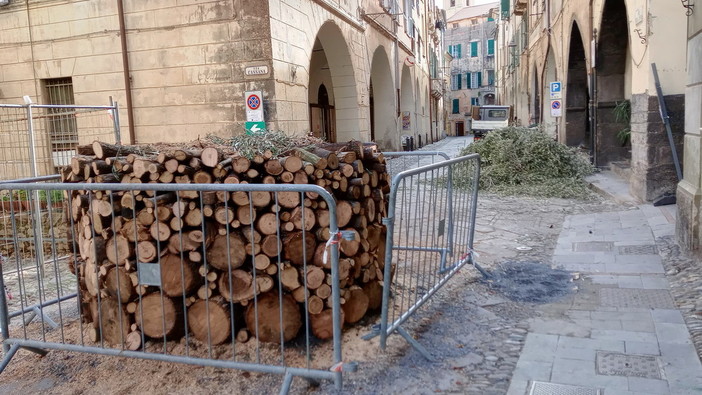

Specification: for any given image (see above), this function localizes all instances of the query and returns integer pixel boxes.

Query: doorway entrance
[455,121,465,136]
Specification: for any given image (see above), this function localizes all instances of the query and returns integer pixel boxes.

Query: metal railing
[0,103,120,181]
[0,181,346,394]
[366,153,481,360]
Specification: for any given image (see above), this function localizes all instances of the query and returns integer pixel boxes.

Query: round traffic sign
[247,94,261,110]
[551,100,561,110]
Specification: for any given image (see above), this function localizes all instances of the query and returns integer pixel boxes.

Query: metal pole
[112,101,122,145]
[26,104,46,278]
[0,256,10,353]
[651,63,683,181]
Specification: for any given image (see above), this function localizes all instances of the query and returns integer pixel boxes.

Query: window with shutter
[471,98,479,106]
[477,72,483,87]
[456,44,462,59]
[470,73,479,89]
[457,74,462,89]
[488,39,495,55]
[466,72,472,88]
[452,99,459,114]
[487,70,495,85]
[470,41,478,57]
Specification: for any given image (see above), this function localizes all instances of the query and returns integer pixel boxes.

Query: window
[453,23,458,29]
[487,39,495,55]
[487,109,508,119]
[466,72,481,89]
[450,0,455,6]
[452,99,460,114]
[471,98,479,106]
[448,44,462,58]
[451,74,462,90]
[487,69,495,85]
[43,77,78,152]
[470,41,479,57]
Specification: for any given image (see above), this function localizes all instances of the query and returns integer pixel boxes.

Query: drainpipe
[117,0,136,144]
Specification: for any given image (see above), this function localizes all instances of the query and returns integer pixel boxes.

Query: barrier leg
[0,344,20,373]
[279,371,294,395]
[396,326,436,362]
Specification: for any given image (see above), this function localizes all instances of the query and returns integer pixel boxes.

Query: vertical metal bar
[26,105,46,278]
[380,175,399,349]
[468,158,481,250]
[8,192,27,340]
[326,194,342,391]
[46,195,66,344]
[111,101,122,145]
[300,192,310,370]
[274,192,286,366]
[0,254,10,353]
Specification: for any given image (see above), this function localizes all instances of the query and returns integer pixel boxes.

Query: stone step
[610,160,632,181]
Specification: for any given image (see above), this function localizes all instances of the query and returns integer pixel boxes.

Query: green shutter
[466,73,471,88]
[452,99,459,114]
[471,42,478,57]
[501,0,510,19]
[448,45,453,57]
[488,39,495,55]
[456,44,462,59]
[457,74,462,89]
[477,72,482,87]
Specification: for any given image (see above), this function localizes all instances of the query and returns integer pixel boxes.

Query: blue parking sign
[550,82,561,93]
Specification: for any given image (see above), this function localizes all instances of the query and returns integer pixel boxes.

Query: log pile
[63,140,389,347]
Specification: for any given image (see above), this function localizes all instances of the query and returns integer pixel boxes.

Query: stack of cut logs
[63,140,389,348]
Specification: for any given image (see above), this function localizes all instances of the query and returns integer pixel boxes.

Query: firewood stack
[62,139,389,348]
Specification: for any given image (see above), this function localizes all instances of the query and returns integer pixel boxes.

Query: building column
[628,93,685,201]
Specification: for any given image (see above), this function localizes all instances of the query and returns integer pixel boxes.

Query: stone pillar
[677,14,702,255]
[629,93,685,201]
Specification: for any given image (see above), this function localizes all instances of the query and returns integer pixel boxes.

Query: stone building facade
[445,3,498,136]
[679,6,702,256]
[0,0,448,153]
[495,0,687,202]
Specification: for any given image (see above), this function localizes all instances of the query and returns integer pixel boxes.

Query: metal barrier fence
[383,151,451,177]
[0,181,345,394]
[368,153,481,360]
[0,103,120,180]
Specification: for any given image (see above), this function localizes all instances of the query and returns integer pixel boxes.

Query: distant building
[444,3,498,136]
[0,0,448,159]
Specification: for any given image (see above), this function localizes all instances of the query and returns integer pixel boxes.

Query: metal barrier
[383,151,451,177]
[0,181,346,394]
[366,153,481,360]
[0,103,120,181]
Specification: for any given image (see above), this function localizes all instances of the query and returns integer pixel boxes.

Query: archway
[541,48,558,139]
[400,64,414,147]
[308,22,360,142]
[565,21,590,149]
[596,0,630,165]
[532,66,541,124]
[369,47,394,148]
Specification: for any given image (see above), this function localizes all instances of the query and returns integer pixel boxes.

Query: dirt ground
[0,190,622,395]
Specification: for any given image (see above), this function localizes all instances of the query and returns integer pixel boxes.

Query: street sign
[551,99,562,117]
[245,121,266,134]
[245,91,263,122]
[550,81,562,100]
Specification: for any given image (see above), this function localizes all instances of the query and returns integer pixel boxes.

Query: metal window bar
[0,181,346,394]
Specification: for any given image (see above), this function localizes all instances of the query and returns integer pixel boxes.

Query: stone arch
[565,21,590,149]
[596,0,630,165]
[541,46,558,138]
[369,46,395,149]
[400,64,414,147]
[308,21,360,142]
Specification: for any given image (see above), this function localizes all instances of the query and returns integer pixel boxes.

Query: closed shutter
[477,72,483,87]
[470,41,478,57]
[488,39,495,55]
[452,99,459,114]
[456,44,462,59]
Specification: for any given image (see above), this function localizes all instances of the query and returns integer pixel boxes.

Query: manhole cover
[528,381,601,395]
[600,288,675,308]
[573,242,613,252]
[618,245,658,255]
[596,352,662,379]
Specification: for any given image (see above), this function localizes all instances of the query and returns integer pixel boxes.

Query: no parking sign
[245,91,263,122]
[551,99,562,117]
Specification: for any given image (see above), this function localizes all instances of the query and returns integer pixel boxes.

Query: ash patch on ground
[483,261,574,304]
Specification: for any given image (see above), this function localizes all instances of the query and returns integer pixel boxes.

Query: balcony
[514,0,527,15]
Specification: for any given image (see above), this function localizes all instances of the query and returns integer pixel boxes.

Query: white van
[470,105,512,139]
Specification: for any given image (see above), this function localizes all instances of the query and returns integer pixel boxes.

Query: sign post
[244,91,265,134]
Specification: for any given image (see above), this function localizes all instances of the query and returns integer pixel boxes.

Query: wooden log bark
[135,293,182,339]
[159,254,197,297]
[206,232,247,271]
[97,297,131,345]
[187,296,231,345]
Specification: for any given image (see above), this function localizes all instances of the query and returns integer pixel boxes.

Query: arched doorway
[370,47,394,148]
[542,48,558,139]
[532,67,541,124]
[400,65,414,147]
[566,21,590,149]
[596,0,630,165]
[308,22,360,142]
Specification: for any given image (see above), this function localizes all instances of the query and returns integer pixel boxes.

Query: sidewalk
[507,171,702,394]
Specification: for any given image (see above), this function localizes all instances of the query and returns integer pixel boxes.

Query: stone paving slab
[507,203,702,395]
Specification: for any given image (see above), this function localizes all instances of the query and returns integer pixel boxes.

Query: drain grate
[600,288,675,309]
[573,242,613,252]
[596,352,662,379]
[618,245,658,255]
[528,381,601,395]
